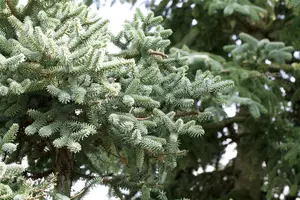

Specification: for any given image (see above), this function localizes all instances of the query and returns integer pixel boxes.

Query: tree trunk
[234,135,262,200]
[55,147,74,197]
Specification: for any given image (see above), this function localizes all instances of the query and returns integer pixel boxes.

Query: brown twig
[149,49,168,58]
[136,115,153,120]
[6,0,18,17]
[25,187,49,200]
[70,189,86,200]
[175,110,200,117]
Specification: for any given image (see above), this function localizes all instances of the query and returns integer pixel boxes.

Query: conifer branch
[25,177,55,200]
[221,69,231,73]
[226,132,249,143]
[261,63,295,72]
[24,169,54,179]
[70,189,86,200]
[26,194,45,200]
[20,0,35,20]
[136,111,200,120]
[136,116,153,120]
[70,173,115,199]
[175,110,200,117]
[203,115,248,130]
[6,0,18,17]
[0,2,244,198]
[148,49,168,58]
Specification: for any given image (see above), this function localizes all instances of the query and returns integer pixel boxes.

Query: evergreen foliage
[0,0,233,199]
[0,123,55,200]
[6,0,300,199]
[146,0,300,199]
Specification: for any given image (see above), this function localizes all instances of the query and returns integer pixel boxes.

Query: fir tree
[147,0,300,199]
[0,0,233,199]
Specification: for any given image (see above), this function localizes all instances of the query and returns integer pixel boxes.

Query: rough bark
[234,135,262,200]
[55,147,74,197]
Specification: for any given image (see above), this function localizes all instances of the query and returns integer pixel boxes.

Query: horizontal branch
[148,49,168,58]
[203,115,248,130]
[175,110,200,118]
[135,110,200,120]
[24,169,54,179]
[7,0,18,17]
